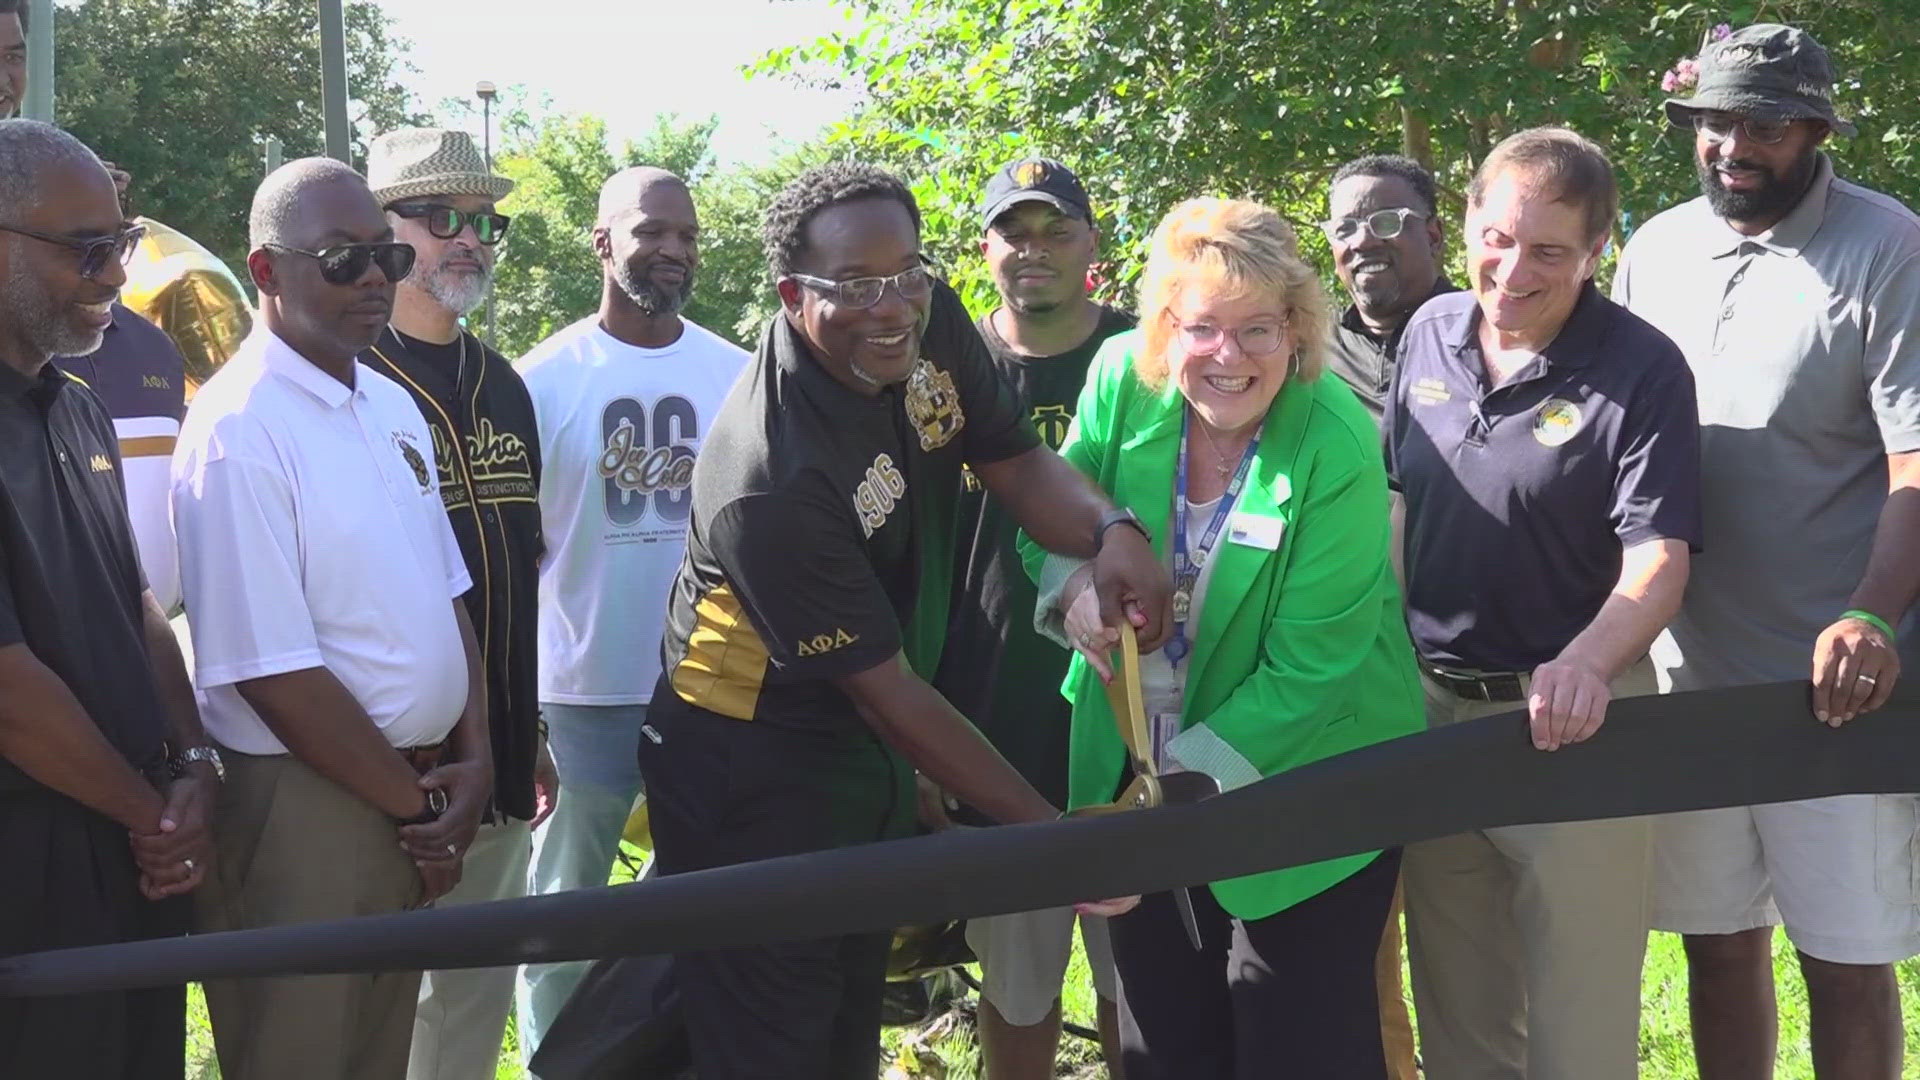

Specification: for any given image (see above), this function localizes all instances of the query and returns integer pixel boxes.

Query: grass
[180,846,1920,1079]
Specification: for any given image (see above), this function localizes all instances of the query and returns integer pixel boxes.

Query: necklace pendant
[1171,588,1191,622]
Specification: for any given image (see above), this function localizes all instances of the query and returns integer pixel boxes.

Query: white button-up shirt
[172,329,472,754]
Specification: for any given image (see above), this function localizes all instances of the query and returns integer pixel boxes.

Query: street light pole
[23,0,52,120]
[317,0,350,162]
[476,80,498,346]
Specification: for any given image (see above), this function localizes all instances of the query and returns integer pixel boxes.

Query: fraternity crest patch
[395,432,431,492]
[1533,398,1584,447]
[1015,160,1049,188]
[904,359,965,451]
[1031,403,1072,449]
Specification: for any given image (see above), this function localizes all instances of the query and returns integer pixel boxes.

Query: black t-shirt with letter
[655,280,1040,748]
[933,306,1134,822]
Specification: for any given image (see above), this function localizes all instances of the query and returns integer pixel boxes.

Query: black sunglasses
[262,241,416,286]
[388,203,511,245]
[0,222,146,279]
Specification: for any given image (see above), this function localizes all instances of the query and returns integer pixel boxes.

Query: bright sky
[377,0,864,164]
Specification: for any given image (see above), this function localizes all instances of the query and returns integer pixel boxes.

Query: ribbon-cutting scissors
[1071,622,1218,950]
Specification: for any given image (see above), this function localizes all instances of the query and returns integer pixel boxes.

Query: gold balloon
[121,217,254,400]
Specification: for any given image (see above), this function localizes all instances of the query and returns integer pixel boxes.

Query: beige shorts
[965,906,1118,1027]
[1653,794,1920,964]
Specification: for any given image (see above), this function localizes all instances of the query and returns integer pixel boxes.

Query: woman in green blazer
[1020,197,1423,1078]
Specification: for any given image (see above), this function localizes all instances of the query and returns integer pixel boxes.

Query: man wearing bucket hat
[1616,23,1920,1078]
[356,127,558,1080]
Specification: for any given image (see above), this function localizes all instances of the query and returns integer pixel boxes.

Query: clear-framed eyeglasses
[788,263,934,309]
[1175,315,1291,358]
[1318,207,1429,245]
[1691,111,1792,146]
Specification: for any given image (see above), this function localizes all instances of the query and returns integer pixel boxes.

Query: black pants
[1109,848,1402,1080]
[0,788,189,1080]
[636,701,914,1080]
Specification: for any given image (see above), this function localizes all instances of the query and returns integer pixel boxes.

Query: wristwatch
[1095,507,1151,552]
[170,744,225,783]
[397,788,449,827]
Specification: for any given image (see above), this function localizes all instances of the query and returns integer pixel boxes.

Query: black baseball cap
[979,157,1092,230]
[1664,23,1855,137]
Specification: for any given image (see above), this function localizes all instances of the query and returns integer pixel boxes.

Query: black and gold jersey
[656,280,1039,735]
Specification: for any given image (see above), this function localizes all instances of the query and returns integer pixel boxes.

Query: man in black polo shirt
[931,157,1132,1079]
[1385,127,1700,1080]
[0,119,216,1079]
[358,126,556,1080]
[643,162,1168,1080]
[1322,154,1459,428]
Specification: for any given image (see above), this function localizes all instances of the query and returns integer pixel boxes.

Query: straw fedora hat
[366,127,515,206]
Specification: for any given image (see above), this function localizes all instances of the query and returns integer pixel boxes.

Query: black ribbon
[4,680,1917,996]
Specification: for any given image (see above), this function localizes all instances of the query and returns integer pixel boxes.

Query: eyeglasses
[789,264,934,310]
[262,241,416,286]
[1318,207,1428,245]
[1691,111,1793,146]
[388,203,511,246]
[1175,316,1290,358]
[0,222,146,279]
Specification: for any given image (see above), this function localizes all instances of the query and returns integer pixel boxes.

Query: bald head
[249,157,371,251]
[0,120,110,217]
[597,166,686,227]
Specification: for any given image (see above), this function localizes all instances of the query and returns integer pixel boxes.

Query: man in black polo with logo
[931,157,1132,1079]
[1322,154,1458,427]
[1386,127,1700,1079]
[0,119,216,1079]
[642,161,1168,1080]
[358,126,556,1080]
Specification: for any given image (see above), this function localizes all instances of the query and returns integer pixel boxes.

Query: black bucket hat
[1664,23,1856,138]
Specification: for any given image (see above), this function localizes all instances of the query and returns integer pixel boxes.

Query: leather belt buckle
[1427,666,1526,704]
[400,741,448,775]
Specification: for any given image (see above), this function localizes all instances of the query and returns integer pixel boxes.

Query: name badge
[1227,511,1285,551]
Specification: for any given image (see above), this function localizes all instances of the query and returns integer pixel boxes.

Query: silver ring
[1858,673,1878,686]
[446,844,457,857]
[183,858,195,873]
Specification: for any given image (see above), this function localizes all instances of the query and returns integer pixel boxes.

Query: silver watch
[171,744,225,783]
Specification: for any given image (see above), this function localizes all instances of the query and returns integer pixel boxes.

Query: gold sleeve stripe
[670,581,769,721]
[118,435,178,459]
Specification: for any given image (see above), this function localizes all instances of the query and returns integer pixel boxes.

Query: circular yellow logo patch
[1014,160,1049,188]
[1533,398,1583,447]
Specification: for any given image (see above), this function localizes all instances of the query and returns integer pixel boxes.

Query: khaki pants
[408,817,531,1080]
[1377,880,1417,1080]
[198,750,424,1080]
[1403,661,1655,1080]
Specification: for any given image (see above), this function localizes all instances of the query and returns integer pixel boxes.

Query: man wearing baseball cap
[931,156,1133,1078]
[1615,24,1920,1077]
[356,126,557,1080]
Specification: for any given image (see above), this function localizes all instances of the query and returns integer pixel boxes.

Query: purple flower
[1712,23,1733,40]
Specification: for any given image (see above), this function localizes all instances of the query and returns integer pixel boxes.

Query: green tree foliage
[483,100,824,357]
[763,0,1920,303]
[55,0,423,277]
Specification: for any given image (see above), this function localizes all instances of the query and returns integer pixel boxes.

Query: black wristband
[1095,507,1150,552]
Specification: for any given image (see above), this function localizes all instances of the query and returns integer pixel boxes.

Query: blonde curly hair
[1134,197,1331,391]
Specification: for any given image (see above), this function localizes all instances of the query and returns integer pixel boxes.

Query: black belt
[1424,665,1528,703]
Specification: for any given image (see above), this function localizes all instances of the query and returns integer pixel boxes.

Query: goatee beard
[616,261,694,316]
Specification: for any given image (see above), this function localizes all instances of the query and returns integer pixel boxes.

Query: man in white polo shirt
[172,157,490,1080]
[514,165,748,1055]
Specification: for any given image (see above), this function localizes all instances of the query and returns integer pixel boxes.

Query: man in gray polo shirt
[1615,23,1920,1079]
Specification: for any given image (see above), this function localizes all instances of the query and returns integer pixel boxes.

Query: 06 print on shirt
[598,394,697,533]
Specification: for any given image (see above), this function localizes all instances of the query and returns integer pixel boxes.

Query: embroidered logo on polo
[88,453,113,473]
[1031,403,1072,449]
[394,432,431,492]
[855,452,908,538]
[795,627,859,657]
[1411,378,1451,405]
[1533,398,1584,447]
[600,395,699,529]
[430,420,536,513]
[903,359,965,451]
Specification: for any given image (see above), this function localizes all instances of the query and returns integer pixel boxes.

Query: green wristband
[1842,609,1897,643]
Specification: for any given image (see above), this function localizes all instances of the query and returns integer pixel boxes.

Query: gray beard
[418,260,491,317]
[615,261,694,316]
[6,257,102,359]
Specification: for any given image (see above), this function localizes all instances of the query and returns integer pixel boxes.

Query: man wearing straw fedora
[1617,23,1920,1079]
[357,127,558,1080]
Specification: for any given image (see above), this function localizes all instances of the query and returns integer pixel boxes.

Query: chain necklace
[1191,414,1247,479]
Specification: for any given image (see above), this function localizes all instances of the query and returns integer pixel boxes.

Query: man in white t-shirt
[514,165,748,1054]
[172,158,490,1079]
